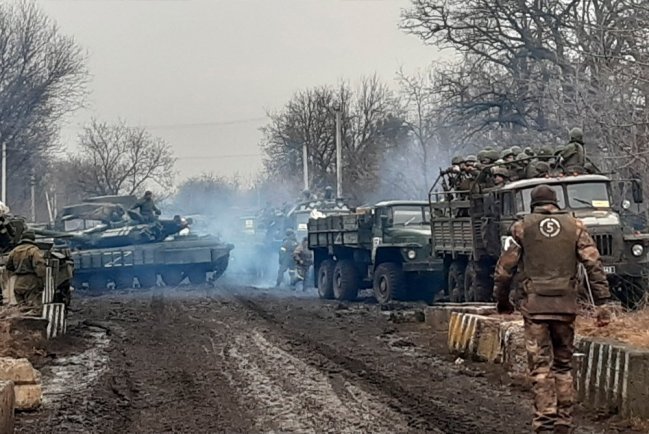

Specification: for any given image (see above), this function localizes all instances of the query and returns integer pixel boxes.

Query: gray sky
[39,0,438,184]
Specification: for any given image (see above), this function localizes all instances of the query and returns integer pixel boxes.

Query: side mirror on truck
[632,179,644,204]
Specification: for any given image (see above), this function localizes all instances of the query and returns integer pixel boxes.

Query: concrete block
[448,312,501,362]
[0,381,14,433]
[14,384,41,411]
[0,316,48,359]
[0,358,41,411]
[499,320,526,375]
[0,358,41,384]
[575,339,649,419]
[426,303,497,331]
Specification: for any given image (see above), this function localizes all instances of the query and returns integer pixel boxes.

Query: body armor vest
[521,212,579,315]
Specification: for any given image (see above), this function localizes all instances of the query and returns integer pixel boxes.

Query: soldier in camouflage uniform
[557,128,586,174]
[292,237,313,291]
[276,229,298,287]
[526,147,554,179]
[6,231,46,313]
[491,166,509,187]
[493,185,614,433]
[131,191,161,223]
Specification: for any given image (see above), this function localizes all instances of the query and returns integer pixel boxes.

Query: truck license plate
[603,266,616,274]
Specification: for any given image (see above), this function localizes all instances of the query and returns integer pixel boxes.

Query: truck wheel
[464,262,477,302]
[333,260,358,301]
[317,259,335,299]
[448,261,466,302]
[373,262,406,304]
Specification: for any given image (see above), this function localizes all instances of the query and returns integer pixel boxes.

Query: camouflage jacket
[6,241,46,278]
[493,205,611,320]
[559,141,585,169]
[293,242,313,266]
[131,198,161,217]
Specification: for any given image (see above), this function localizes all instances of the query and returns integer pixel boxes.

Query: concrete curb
[425,304,497,331]
[0,358,42,411]
[444,311,649,420]
[447,312,501,362]
[575,339,649,419]
[0,380,14,433]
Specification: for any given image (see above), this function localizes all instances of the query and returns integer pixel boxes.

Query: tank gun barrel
[32,228,89,242]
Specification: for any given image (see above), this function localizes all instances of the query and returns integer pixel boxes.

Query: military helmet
[451,156,463,165]
[510,145,522,155]
[21,230,35,241]
[494,158,505,165]
[569,127,583,143]
[524,147,535,156]
[477,150,488,161]
[465,154,478,163]
[324,186,333,191]
[516,152,528,161]
[144,190,153,197]
[491,166,509,178]
[537,146,553,157]
[484,146,494,152]
[500,148,515,159]
[485,149,500,161]
[530,185,558,208]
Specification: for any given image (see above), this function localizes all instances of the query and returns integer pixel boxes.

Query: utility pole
[335,109,342,198]
[30,170,36,222]
[302,141,309,191]
[1,141,6,204]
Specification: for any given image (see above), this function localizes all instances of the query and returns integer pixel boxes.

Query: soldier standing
[558,128,586,173]
[292,237,313,291]
[6,231,46,313]
[275,229,298,287]
[493,185,615,434]
[131,191,161,223]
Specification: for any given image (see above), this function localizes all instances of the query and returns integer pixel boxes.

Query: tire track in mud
[232,294,483,434]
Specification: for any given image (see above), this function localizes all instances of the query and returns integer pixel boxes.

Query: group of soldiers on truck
[443,128,596,192]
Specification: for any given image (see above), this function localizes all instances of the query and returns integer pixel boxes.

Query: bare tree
[71,120,176,197]
[261,75,405,201]
[0,1,87,212]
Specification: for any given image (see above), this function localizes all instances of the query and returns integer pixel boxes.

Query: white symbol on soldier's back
[539,217,561,238]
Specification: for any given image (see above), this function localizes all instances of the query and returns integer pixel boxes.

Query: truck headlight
[632,244,644,257]
[407,249,416,260]
[622,200,631,210]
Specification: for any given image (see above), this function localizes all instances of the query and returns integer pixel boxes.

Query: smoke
[166,172,299,289]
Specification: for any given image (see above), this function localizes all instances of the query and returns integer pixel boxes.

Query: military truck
[308,201,441,303]
[429,174,649,304]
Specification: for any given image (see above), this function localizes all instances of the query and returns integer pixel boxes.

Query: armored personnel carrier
[36,196,234,290]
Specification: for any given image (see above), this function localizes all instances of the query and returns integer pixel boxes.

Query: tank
[0,216,74,305]
[36,197,234,290]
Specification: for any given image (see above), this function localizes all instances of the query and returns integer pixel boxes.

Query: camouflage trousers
[14,280,43,315]
[524,318,575,433]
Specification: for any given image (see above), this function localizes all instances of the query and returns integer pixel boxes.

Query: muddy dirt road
[15,285,640,433]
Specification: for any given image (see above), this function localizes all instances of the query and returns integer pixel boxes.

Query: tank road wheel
[448,261,466,302]
[88,274,108,292]
[115,272,135,290]
[333,259,358,301]
[373,262,406,304]
[464,262,477,302]
[135,270,157,289]
[317,259,336,299]
[188,268,208,285]
[162,269,185,287]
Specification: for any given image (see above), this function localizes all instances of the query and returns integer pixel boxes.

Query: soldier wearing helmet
[501,148,516,163]
[323,186,334,201]
[557,128,586,174]
[6,230,46,313]
[510,145,523,155]
[491,166,509,187]
[276,228,298,287]
[493,185,615,433]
